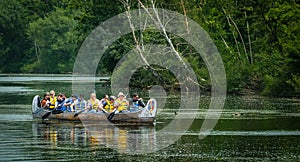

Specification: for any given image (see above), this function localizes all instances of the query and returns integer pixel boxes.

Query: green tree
[262,0,300,96]
[0,0,298,96]
[25,7,78,73]
[0,0,29,73]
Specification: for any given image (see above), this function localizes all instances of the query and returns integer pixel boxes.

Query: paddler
[86,92,105,113]
[114,92,129,113]
[49,90,57,110]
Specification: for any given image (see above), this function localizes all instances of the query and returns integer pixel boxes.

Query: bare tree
[222,7,250,64]
[120,0,204,88]
[120,0,169,86]
[138,0,188,69]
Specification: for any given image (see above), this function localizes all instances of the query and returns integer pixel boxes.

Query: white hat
[118,92,125,97]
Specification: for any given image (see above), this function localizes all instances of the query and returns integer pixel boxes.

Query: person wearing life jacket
[102,96,115,112]
[64,94,77,112]
[73,94,86,111]
[100,94,109,105]
[49,90,57,109]
[131,93,146,108]
[55,93,65,111]
[114,92,129,113]
[86,93,103,113]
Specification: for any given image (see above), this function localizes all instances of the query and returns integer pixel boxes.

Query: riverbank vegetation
[0,0,299,97]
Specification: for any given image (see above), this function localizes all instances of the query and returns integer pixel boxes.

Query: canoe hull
[32,95,157,124]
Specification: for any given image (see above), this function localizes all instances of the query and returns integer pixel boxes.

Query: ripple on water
[0,114,32,121]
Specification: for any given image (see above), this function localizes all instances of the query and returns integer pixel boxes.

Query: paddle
[41,111,52,120]
[42,108,65,119]
[107,108,118,121]
[74,109,85,117]
[52,109,63,114]
[102,109,108,114]
[41,103,64,119]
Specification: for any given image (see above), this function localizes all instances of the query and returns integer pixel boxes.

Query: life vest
[76,99,86,110]
[104,99,114,112]
[49,96,57,109]
[56,98,66,111]
[115,98,128,111]
[89,99,100,110]
[64,98,73,111]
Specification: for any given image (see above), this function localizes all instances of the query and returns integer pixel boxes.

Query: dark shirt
[56,98,65,109]
[131,98,146,108]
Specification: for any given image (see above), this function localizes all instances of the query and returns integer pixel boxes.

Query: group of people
[40,90,146,114]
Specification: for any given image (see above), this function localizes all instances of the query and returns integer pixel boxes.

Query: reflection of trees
[32,121,156,153]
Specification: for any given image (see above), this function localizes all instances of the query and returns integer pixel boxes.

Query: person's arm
[85,100,91,111]
[125,99,129,106]
[55,100,58,108]
[64,99,72,106]
[112,100,120,112]
[138,99,146,107]
[98,102,109,113]
[97,100,104,111]
[70,100,77,111]
[101,101,108,109]
[55,101,62,109]
[83,100,87,110]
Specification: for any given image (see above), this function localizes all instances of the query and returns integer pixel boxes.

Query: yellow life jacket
[115,98,128,111]
[49,96,57,109]
[104,99,114,112]
[89,99,100,110]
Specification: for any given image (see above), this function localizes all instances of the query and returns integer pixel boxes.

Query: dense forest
[0,0,299,97]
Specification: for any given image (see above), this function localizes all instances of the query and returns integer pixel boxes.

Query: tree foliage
[0,0,299,97]
[25,7,78,73]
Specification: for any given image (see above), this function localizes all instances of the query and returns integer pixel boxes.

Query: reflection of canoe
[31,95,157,124]
[32,121,157,154]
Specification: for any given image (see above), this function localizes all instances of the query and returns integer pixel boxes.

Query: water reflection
[32,121,156,154]
[0,75,299,160]
[0,86,39,93]
[0,75,109,82]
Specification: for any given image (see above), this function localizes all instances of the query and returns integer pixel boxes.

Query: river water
[0,74,299,161]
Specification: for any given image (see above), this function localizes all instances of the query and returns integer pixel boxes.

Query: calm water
[0,74,299,161]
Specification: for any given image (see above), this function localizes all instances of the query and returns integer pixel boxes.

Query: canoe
[31,95,157,124]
